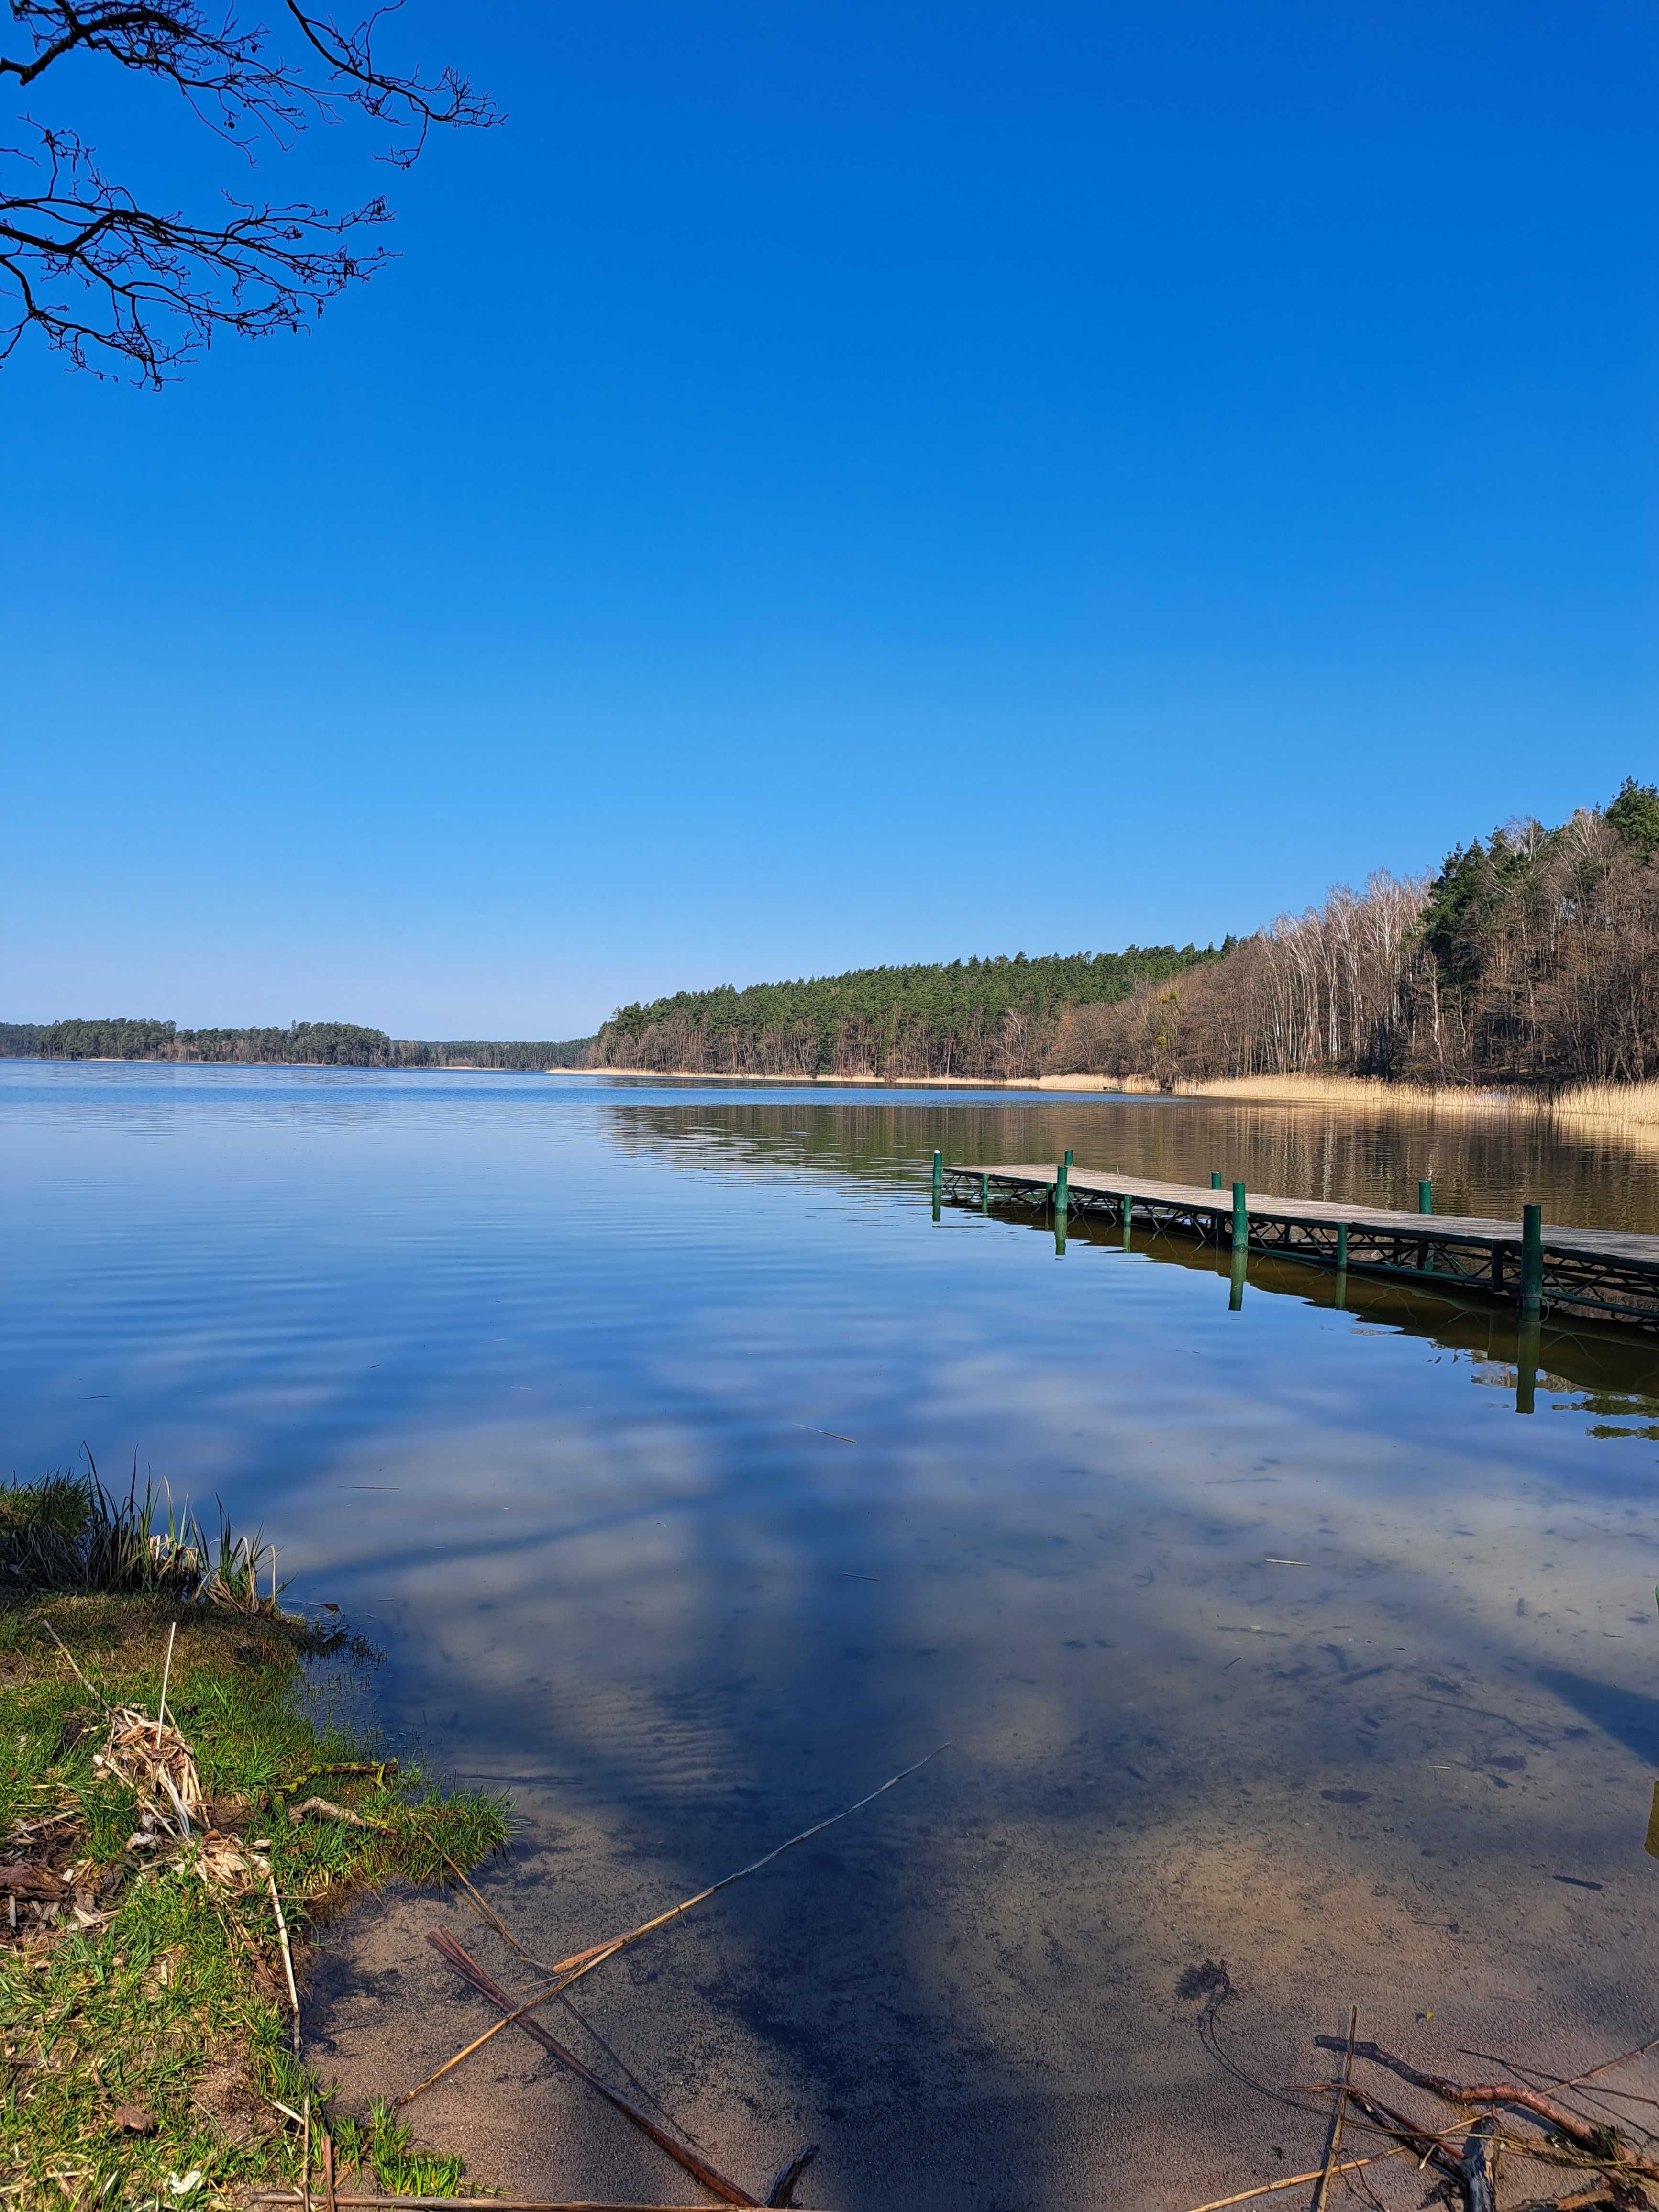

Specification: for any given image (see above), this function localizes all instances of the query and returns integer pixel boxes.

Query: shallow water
[7,1061,1659,2208]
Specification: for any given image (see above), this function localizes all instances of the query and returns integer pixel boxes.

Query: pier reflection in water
[4,1065,1659,2211]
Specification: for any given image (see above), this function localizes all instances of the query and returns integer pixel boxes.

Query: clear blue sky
[3,1,1655,1039]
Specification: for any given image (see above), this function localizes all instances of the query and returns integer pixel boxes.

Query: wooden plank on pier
[943,1162,1659,1329]
[956,1166,1659,1264]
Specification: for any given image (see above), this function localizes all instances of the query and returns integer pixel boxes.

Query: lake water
[6,1061,1659,2210]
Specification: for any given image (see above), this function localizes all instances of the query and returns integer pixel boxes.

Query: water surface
[5,1062,1659,2210]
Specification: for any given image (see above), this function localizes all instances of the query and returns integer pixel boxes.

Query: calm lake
[6,1061,1659,2210]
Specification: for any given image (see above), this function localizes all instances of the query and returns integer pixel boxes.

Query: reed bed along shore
[1176,1071,1659,1134]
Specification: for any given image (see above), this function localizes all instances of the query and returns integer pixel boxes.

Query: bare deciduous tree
[1,1,498,383]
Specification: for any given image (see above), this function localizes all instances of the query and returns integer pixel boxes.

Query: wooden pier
[938,1159,1659,1333]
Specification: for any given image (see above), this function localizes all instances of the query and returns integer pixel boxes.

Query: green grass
[0,1482,511,2209]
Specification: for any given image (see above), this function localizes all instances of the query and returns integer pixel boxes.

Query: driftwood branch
[1313,2036,1620,2154]
[426,1929,758,2209]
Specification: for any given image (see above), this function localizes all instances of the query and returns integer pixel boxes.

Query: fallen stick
[266,1870,301,2054]
[1313,2036,1628,2154]
[425,1928,758,2208]
[1322,2084,1468,2187]
[1461,2113,1497,2212]
[1310,2006,1357,2212]
[397,1746,950,2106]
[41,1620,109,1709]
[288,1797,377,1830]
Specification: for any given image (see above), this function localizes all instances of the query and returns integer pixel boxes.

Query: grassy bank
[0,1474,509,2208]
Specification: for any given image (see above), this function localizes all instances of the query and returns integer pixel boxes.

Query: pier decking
[941,1161,1659,1331]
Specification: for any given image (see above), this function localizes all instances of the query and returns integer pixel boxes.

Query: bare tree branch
[1,1,499,382]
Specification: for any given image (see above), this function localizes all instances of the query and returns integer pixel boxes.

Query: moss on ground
[0,1584,509,2207]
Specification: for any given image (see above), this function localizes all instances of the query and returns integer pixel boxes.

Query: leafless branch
[1,1,498,382]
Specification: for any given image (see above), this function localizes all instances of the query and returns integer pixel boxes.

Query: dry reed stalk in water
[1310,2006,1357,2212]
[427,1929,759,2208]
[1552,1076,1659,1132]
[1177,1074,1526,1115]
[397,1744,951,2107]
[1178,2148,1410,2212]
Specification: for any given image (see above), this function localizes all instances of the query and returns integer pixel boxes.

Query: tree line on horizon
[586,946,1225,1078]
[586,779,1659,1087]
[11,778,1657,1089]
[1046,777,1659,1088]
[0,1021,595,1071]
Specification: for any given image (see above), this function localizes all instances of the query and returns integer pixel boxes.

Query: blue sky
[3,1,1655,1038]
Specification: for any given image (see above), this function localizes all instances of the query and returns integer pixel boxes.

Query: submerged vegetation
[0,1472,508,2207]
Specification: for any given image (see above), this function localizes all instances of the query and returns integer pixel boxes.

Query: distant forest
[588,946,1224,1079]
[1046,777,1659,1088]
[0,1020,595,1070]
[589,778,1659,1087]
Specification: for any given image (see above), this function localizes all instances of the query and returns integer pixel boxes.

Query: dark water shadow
[1535,1668,1659,1766]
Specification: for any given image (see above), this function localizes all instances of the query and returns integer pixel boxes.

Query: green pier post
[1419,1178,1433,1215]
[1516,1310,1540,1416]
[1121,1193,1134,1249]
[1210,1171,1222,1189]
[931,1149,942,1221]
[1229,1181,1248,1307]
[1054,1154,1070,1219]
[979,1172,989,1212]
[1334,1222,1348,1310]
[1519,1202,1543,1316]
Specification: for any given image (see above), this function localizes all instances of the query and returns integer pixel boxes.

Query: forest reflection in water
[596,1084,1659,1230]
[602,1088,1659,1424]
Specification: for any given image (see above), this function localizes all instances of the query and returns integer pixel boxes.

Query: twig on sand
[1461,2113,1497,2212]
[426,1929,758,2208]
[1312,2036,1633,2155]
[397,1745,951,2107]
[1310,2006,1358,2212]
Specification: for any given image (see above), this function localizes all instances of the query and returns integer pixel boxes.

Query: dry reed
[1551,1075,1659,1132]
[1174,1074,1527,1115]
